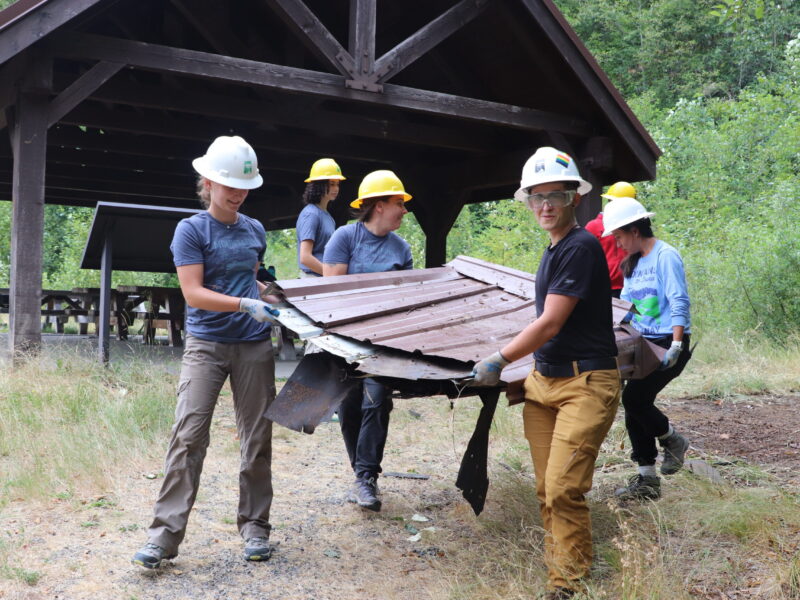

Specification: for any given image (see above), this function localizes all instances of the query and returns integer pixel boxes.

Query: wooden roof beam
[374,0,490,85]
[55,74,498,152]
[50,31,592,136]
[263,0,356,77]
[48,61,125,127]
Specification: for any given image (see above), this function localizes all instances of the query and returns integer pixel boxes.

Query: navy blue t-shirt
[534,227,617,363]
[170,211,270,343]
[296,204,336,274]
[323,221,413,274]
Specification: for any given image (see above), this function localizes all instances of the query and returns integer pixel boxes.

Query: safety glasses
[524,190,576,210]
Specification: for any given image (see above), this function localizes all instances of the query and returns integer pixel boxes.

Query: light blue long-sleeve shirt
[621,239,691,338]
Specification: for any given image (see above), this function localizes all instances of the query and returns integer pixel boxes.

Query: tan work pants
[147,335,276,554]
[523,368,620,590]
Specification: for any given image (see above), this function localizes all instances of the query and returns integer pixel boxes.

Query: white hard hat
[192,136,263,190]
[514,146,592,202]
[601,197,656,236]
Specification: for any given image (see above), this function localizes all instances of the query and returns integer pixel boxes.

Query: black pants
[339,378,393,480]
[622,335,692,466]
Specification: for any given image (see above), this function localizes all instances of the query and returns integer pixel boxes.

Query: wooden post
[98,230,112,364]
[412,188,466,268]
[8,57,51,361]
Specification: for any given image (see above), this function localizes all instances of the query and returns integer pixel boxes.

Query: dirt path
[2,393,799,600]
[0,394,482,600]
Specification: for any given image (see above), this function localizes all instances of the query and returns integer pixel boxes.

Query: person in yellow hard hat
[584,181,633,298]
[296,158,345,276]
[322,170,413,511]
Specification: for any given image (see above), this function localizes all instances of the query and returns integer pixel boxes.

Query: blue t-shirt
[323,221,413,274]
[170,211,270,343]
[296,204,336,274]
[621,239,691,338]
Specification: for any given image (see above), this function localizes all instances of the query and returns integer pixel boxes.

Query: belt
[534,357,618,378]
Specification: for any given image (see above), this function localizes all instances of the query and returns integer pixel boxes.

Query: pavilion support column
[98,230,113,365]
[413,191,466,268]
[8,57,51,361]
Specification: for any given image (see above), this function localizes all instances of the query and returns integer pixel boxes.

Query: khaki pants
[523,368,620,590]
[147,335,276,554]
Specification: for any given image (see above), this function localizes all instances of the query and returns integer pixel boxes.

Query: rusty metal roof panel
[276,256,540,362]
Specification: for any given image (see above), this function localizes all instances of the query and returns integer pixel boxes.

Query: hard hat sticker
[243,161,253,174]
[555,154,570,168]
[534,160,545,173]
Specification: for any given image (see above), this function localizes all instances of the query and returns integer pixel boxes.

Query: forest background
[1,0,799,344]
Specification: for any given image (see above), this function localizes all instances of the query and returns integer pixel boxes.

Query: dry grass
[1,342,799,598]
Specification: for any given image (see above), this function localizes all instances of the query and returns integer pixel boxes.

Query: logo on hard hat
[243,161,253,175]
[534,160,545,173]
[555,153,570,168]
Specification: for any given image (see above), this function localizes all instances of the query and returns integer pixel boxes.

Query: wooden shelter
[0,0,660,356]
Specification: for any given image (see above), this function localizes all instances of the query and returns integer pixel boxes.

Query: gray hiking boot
[347,476,381,512]
[615,474,661,501]
[243,536,272,562]
[132,542,175,569]
[660,432,690,475]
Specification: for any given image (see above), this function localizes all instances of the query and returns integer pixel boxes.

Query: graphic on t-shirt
[629,287,661,324]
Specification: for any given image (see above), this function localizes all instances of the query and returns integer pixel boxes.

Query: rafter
[263,0,355,77]
[374,0,490,84]
[48,61,125,127]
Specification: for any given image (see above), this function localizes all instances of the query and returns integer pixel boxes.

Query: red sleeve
[584,214,604,239]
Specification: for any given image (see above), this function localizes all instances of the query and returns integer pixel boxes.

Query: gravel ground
[0,390,482,600]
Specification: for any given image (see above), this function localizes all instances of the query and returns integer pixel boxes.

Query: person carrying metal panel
[602,196,692,501]
[133,136,281,569]
[471,147,621,599]
[322,170,414,512]
[296,158,345,277]
[584,181,634,298]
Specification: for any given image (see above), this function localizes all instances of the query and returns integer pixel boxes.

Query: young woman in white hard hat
[296,158,345,277]
[322,170,413,511]
[602,197,692,501]
[471,147,620,600]
[133,136,281,569]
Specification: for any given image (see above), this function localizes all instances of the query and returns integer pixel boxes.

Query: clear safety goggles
[524,189,576,210]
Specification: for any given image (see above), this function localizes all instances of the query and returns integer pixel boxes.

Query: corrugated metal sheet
[274,255,662,391]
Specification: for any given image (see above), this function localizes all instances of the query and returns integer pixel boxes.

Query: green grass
[0,348,177,506]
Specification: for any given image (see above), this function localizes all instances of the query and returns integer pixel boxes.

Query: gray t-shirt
[296,203,336,274]
[323,221,413,274]
[171,211,269,343]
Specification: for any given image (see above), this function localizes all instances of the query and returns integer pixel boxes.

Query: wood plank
[48,61,125,127]
[263,0,356,77]
[51,32,591,135]
[374,0,490,84]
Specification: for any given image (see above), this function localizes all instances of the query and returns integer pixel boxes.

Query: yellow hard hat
[350,170,412,208]
[305,158,346,183]
[601,181,637,201]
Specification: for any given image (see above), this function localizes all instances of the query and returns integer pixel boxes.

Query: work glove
[471,351,511,387]
[239,297,280,324]
[659,340,683,370]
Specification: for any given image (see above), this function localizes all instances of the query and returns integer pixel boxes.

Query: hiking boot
[347,476,381,512]
[615,474,661,501]
[132,542,175,569]
[545,587,576,600]
[243,536,272,562]
[660,432,690,475]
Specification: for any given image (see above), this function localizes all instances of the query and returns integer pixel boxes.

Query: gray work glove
[659,340,683,370]
[239,297,280,324]
[471,351,511,387]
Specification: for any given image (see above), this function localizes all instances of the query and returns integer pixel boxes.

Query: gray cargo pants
[146,335,276,554]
